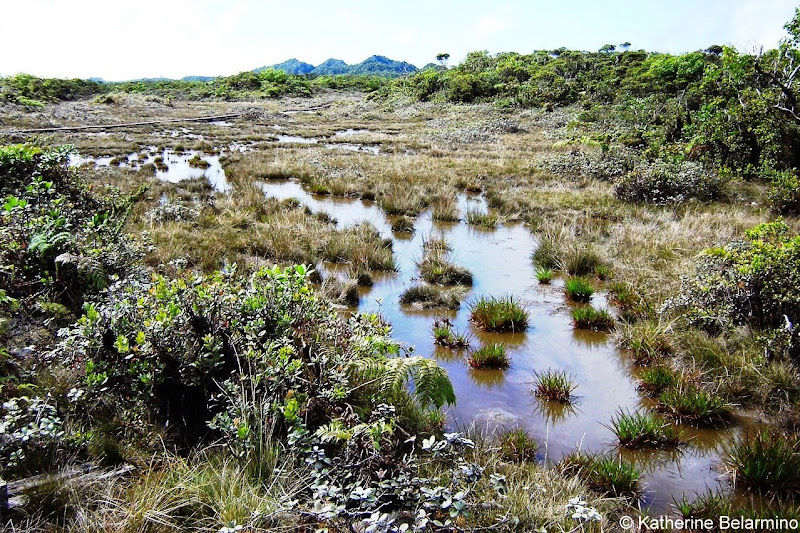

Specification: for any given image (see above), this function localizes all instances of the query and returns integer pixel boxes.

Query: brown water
[256,178,751,512]
[69,147,749,511]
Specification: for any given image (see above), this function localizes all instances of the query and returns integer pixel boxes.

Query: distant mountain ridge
[255,55,417,77]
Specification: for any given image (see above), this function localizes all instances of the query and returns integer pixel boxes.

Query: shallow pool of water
[258,178,749,511]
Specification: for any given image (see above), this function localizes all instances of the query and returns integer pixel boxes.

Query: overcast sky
[1,0,797,80]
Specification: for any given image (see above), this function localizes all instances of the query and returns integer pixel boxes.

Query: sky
[1,0,797,81]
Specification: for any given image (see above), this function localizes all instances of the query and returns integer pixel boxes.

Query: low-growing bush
[668,221,800,359]
[768,170,800,215]
[614,160,722,204]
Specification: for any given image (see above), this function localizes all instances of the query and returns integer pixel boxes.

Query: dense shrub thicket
[669,220,800,359]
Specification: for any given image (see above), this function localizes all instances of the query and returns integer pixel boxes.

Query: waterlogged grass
[560,453,640,498]
[499,428,538,462]
[535,267,553,284]
[571,306,615,332]
[533,369,577,403]
[657,386,732,426]
[616,320,673,365]
[399,284,462,309]
[466,207,499,229]
[469,296,528,332]
[418,248,473,286]
[391,216,415,233]
[468,343,510,369]
[609,410,684,449]
[432,319,470,349]
[564,276,594,302]
[727,430,800,495]
[637,366,680,396]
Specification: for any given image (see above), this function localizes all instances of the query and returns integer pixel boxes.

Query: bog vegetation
[4,6,800,531]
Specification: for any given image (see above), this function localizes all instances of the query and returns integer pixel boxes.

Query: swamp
[3,7,800,532]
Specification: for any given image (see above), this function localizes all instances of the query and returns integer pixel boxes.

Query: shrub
[467,343,510,369]
[768,170,800,215]
[469,296,528,332]
[609,410,683,448]
[614,160,722,204]
[533,369,576,403]
[564,277,594,302]
[60,266,456,448]
[669,221,800,359]
[727,430,800,495]
[571,306,615,332]
[498,428,538,462]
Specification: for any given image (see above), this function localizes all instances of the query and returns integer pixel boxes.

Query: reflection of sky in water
[69,136,756,513]
[259,178,755,513]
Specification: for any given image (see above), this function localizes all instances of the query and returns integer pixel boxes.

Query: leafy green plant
[469,296,528,332]
[560,452,640,497]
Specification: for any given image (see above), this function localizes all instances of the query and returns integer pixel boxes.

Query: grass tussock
[564,276,594,302]
[533,369,577,403]
[727,430,800,495]
[609,410,684,449]
[498,428,538,462]
[468,343,510,369]
[418,242,473,286]
[571,306,615,332]
[535,267,553,284]
[432,319,470,349]
[399,284,462,309]
[469,296,528,332]
[466,207,499,228]
[657,385,732,426]
[560,452,641,498]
